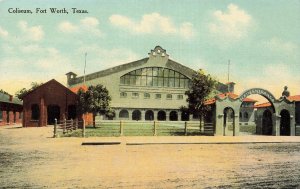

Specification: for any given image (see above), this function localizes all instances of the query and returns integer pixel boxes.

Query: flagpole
[84,52,87,85]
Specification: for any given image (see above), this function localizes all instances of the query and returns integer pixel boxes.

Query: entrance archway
[47,105,60,125]
[119,109,129,119]
[238,88,277,136]
[280,109,290,136]
[181,110,189,121]
[145,110,154,121]
[223,107,235,136]
[157,111,166,121]
[169,111,178,121]
[262,109,273,135]
[132,110,141,121]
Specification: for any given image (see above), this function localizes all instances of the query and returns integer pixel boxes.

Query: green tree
[0,89,10,95]
[15,82,43,100]
[77,85,112,127]
[184,69,217,125]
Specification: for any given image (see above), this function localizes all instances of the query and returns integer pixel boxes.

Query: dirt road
[1,126,300,188]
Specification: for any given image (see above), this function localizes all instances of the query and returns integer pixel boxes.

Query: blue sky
[0,0,299,100]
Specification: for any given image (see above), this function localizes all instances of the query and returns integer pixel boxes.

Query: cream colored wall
[71,49,189,110]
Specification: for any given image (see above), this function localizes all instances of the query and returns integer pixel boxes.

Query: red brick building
[22,79,79,127]
[0,92,23,126]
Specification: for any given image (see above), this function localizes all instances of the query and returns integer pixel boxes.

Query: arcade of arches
[115,109,192,121]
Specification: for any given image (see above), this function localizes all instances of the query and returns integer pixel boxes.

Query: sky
[0,0,299,102]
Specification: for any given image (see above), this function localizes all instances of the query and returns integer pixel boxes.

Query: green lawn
[60,122,213,137]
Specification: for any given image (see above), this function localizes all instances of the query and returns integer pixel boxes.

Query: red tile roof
[254,102,272,108]
[69,85,88,93]
[205,92,257,105]
[288,95,300,102]
[254,95,300,108]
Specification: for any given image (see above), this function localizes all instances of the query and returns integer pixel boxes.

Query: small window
[144,93,150,99]
[166,94,172,99]
[177,95,183,100]
[31,104,40,120]
[120,92,127,98]
[155,94,161,99]
[132,92,139,98]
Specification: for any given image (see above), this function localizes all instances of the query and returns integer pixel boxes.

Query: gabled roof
[22,79,77,99]
[69,58,149,85]
[205,92,257,105]
[0,92,23,105]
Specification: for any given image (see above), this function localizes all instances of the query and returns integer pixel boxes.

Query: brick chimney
[9,95,13,102]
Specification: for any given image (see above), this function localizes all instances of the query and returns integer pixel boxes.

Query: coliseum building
[66,46,230,121]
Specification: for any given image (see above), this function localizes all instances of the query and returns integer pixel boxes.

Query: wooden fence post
[71,119,73,131]
[82,119,86,138]
[63,119,66,134]
[184,121,188,136]
[120,120,124,136]
[53,118,57,138]
[153,121,157,136]
[75,119,78,130]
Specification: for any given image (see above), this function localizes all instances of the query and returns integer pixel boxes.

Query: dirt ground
[1,125,300,189]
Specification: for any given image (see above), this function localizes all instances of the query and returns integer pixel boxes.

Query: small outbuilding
[0,92,23,126]
[22,79,78,127]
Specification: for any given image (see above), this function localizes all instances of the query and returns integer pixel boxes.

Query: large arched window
[120,67,190,89]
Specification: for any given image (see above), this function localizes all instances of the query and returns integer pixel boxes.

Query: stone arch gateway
[214,88,296,136]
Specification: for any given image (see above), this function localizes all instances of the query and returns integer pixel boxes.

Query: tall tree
[0,89,10,95]
[185,69,217,125]
[77,85,112,127]
[15,82,43,100]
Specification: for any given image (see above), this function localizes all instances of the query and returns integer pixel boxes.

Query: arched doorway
[119,109,129,120]
[169,111,178,121]
[262,109,273,135]
[157,111,166,121]
[223,107,235,136]
[280,109,290,136]
[238,88,277,136]
[47,105,60,125]
[181,110,189,121]
[132,110,141,121]
[145,110,154,121]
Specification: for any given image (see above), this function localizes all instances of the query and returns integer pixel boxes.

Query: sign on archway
[239,88,276,103]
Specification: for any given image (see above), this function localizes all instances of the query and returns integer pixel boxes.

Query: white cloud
[58,17,102,37]
[80,17,99,27]
[109,13,195,39]
[263,37,298,55]
[236,63,300,99]
[18,21,44,41]
[0,26,8,38]
[58,21,77,33]
[209,4,252,40]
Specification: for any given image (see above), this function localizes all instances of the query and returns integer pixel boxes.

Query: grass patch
[59,122,214,137]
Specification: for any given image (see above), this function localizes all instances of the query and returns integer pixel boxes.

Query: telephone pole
[84,52,87,85]
[227,59,230,83]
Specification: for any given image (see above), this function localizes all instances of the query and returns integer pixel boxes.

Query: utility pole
[84,52,87,85]
[227,60,230,93]
[227,59,230,83]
